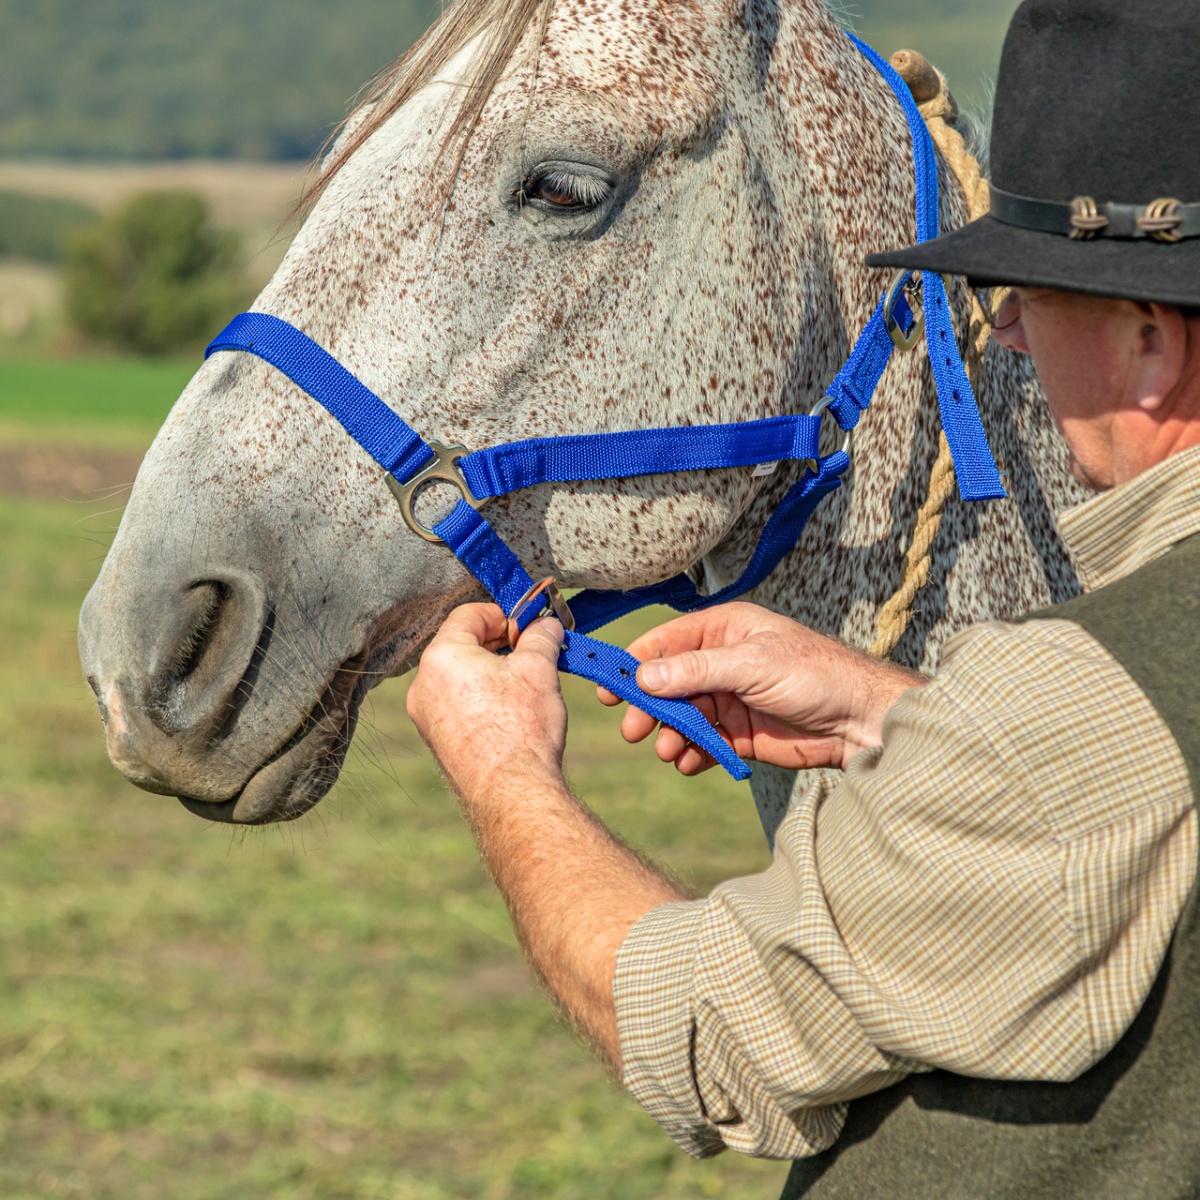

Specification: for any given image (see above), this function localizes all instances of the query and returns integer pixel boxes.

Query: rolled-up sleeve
[613,620,1197,1160]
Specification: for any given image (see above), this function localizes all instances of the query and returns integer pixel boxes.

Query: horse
[77,0,1083,840]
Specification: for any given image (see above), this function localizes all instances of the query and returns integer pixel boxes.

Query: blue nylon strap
[201,312,826,779]
[434,501,542,618]
[557,631,752,782]
[822,293,913,431]
[459,415,823,499]
[206,312,435,483]
[848,34,1007,503]
[918,274,1007,501]
[434,502,751,781]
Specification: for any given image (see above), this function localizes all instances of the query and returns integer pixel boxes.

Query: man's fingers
[674,744,717,776]
[625,610,726,666]
[510,618,565,666]
[621,704,660,744]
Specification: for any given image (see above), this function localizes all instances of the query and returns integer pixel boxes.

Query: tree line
[1,0,1016,161]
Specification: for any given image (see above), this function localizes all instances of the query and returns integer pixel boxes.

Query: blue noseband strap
[203,35,1003,782]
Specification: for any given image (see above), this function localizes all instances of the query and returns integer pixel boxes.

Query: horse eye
[533,179,583,208]
[520,169,611,213]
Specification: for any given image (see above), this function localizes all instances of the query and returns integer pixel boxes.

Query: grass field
[0,358,785,1199]
[0,356,194,447]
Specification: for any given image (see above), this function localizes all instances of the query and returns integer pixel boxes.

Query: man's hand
[601,603,926,776]
[407,604,569,803]
[407,604,684,1073]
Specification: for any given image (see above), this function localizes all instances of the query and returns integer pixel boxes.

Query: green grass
[0,356,194,448]
[0,393,785,1198]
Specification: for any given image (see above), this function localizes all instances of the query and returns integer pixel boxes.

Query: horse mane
[300,0,554,216]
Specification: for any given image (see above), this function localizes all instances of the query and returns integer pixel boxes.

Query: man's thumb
[511,617,565,665]
[638,648,735,698]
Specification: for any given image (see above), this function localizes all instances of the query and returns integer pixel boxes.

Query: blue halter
[204,36,1005,783]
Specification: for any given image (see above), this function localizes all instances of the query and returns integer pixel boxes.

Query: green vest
[782,534,1200,1199]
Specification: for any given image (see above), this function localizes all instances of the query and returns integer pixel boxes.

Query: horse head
[78,0,1080,826]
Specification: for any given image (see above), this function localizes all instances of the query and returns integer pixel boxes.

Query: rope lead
[869,50,995,661]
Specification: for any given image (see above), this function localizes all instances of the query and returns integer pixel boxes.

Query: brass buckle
[384,441,492,544]
[883,270,926,352]
[506,577,576,650]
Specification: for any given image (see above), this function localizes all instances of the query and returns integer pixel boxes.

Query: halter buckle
[507,577,576,650]
[883,270,926,352]
[385,441,492,544]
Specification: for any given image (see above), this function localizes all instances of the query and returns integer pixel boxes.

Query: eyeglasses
[974,286,1021,332]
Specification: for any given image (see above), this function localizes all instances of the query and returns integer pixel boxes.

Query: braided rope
[868,50,994,661]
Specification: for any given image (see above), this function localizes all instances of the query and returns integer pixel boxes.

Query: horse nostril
[144,578,264,737]
[173,581,231,683]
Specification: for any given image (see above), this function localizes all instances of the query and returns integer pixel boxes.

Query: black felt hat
[867,0,1200,308]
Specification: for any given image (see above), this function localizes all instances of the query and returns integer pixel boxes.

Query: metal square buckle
[507,577,576,649]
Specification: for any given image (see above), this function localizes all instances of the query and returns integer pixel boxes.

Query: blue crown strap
[459,415,823,499]
[849,35,1007,503]
[434,501,751,781]
[206,313,435,483]
[919,273,1007,501]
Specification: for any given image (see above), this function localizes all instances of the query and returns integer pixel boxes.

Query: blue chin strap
[204,36,1005,784]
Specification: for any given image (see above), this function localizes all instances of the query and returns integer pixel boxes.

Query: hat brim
[866,215,1200,309]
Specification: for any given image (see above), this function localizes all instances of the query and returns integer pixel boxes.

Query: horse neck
[701,6,965,589]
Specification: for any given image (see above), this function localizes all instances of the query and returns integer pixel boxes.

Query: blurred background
[0,2,1019,1197]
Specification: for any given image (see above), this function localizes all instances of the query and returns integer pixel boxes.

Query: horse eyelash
[520,169,612,208]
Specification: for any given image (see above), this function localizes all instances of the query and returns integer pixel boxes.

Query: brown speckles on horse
[79,0,1081,831]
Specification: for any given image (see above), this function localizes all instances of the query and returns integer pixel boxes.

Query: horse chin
[176,651,371,825]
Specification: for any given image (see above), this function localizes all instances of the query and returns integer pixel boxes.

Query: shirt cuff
[614,900,727,1158]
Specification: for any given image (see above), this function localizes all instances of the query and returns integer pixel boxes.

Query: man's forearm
[455,769,685,1071]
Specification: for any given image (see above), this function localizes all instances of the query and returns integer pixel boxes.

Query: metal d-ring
[883,269,926,352]
[804,397,853,474]
[507,577,577,649]
[384,441,492,544]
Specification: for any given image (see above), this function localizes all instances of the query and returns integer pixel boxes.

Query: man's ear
[1134,303,1188,412]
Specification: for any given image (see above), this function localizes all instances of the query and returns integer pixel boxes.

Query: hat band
[990,187,1200,243]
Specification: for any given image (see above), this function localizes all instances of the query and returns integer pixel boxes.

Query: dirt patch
[0,445,142,502]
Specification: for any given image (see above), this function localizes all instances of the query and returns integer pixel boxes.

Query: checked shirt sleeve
[613,620,1197,1161]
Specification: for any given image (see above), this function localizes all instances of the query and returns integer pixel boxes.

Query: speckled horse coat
[77,0,1083,833]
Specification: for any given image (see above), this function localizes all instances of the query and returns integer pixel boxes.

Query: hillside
[0,0,441,160]
[0,0,1019,161]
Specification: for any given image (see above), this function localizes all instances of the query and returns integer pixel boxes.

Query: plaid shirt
[614,447,1200,1162]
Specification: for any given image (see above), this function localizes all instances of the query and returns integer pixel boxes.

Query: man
[407,1,1200,1194]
